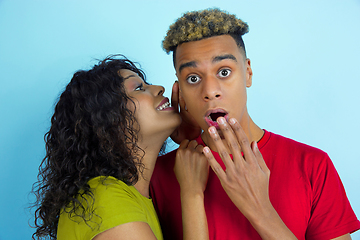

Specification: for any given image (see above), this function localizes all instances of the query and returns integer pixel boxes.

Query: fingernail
[229,118,236,125]
[203,147,210,153]
[209,126,216,134]
[217,117,225,124]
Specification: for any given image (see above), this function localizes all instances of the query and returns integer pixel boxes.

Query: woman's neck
[133,138,164,198]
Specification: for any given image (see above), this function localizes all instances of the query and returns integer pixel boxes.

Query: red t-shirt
[150,130,360,240]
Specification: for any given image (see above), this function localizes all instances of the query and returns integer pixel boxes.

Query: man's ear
[177,81,188,111]
[178,82,183,101]
[245,58,253,88]
[175,73,181,94]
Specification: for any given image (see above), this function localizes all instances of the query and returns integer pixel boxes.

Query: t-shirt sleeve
[85,180,147,239]
[305,154,360,240]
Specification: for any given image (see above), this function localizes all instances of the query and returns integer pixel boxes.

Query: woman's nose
[151,85,165,96]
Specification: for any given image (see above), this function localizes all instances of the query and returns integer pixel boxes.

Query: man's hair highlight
[162,8,249,55]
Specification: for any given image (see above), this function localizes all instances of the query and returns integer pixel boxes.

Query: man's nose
[202,76,222,101]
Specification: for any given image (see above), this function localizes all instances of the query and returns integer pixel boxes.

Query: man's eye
[218,69,231,78]
[186,75,201,84]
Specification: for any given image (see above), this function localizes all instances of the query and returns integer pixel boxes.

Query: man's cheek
[187,107,202,122]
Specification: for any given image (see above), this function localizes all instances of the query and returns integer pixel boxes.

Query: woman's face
[121,69,181,138]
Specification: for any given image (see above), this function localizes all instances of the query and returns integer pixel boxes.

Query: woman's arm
[174,139,210,240]
[95,139,210,240]
[92,222,158,240]
[331,233,352,240]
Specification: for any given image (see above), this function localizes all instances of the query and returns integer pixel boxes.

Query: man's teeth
[157,102,170,110]
[208,113,226,122]
[208,115,218,122]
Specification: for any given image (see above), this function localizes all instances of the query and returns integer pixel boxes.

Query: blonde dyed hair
[162,8,249,54]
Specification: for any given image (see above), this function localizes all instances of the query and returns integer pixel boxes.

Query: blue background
[0,0,359,239]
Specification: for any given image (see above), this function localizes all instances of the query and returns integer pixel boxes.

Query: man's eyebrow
[213,54,237,63]
[178,54,236,73]
[178,61,197,74]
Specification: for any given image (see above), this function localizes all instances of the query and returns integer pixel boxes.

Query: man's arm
[203,117,356,240]
[203,117,297,240]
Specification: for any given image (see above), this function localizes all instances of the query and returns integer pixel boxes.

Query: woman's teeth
[157,102,170,110]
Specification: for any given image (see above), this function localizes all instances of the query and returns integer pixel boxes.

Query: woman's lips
[156,97,174,111]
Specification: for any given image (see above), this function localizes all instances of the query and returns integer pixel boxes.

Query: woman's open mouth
[156,98,174,111]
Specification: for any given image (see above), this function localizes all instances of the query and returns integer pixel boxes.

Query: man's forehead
[175,35,241,71]
[177,54,238,74]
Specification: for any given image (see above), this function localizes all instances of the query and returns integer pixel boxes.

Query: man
[150,8,360,240]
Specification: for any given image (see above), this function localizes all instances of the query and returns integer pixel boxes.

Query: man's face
[175,35,253,138]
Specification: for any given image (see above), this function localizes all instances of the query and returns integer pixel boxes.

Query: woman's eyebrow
[123,74,137,80]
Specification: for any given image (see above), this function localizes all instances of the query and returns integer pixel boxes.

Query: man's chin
[202,126,225,138]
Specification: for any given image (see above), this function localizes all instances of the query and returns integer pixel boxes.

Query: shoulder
[262,130,334,178]
[89,176,151,225]
[59,176,153,239]
[89,176,133,196]
[88,176,143,211]
[265,130,329,159]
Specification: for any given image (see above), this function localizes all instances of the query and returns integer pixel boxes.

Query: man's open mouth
[208,112,226,122]
[205,109,228,128]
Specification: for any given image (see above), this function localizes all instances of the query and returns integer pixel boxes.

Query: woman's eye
[218,69,231,78]
[186,75,201,84]
[135,83,144,91]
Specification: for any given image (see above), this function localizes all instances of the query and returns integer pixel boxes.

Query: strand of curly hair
[31,55,149,239]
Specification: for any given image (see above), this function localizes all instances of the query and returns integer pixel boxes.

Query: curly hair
[31,55,151,239]
[162,8,249,64]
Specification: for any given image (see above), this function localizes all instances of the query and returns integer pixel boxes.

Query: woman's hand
[170,81,201,144]
[174,139,210,240]
[174,139,209,195]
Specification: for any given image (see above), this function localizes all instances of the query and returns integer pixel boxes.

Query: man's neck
[201,116,263,153]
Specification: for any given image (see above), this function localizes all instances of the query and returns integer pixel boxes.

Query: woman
[32,55,209,240]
